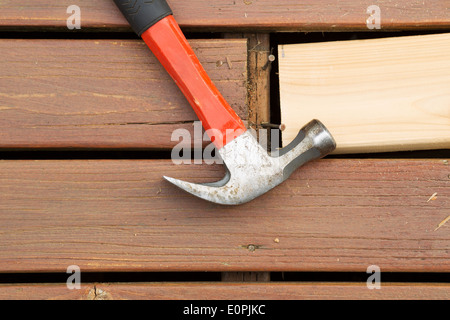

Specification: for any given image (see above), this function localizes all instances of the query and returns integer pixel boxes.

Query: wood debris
[226,57,233,69]
[427,192,438,202]
[434,216,450,231]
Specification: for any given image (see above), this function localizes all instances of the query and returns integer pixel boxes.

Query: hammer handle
[113,0,173,36]
[114,0,247,149]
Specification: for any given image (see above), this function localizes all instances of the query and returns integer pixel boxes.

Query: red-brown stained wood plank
[0,159,448,273]
[0,39,247,149]
[0,1,449,31]
[0,283,448,300]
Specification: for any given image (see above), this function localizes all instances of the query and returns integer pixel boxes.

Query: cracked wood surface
[0,39,247,149]
[0,159,448,273]
[0,283,449,300]
[0,0,449,31]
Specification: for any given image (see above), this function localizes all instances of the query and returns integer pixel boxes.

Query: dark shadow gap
[0,148,447,160]
[271,272,450,283]
[269,33,282,150]
[326,149,450,159]
[0,149,174,160]
[0,272,222,284]
[271,30,450,47]
[0,147,224,160]
[0,272,448,284]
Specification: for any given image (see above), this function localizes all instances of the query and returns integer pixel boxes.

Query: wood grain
[0,39,247,149]
[0,159,448,273]
[0,282,448,300]
[0,0,449,31]
[279,33,450,154]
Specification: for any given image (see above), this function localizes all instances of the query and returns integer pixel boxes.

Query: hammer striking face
[113,0,337,205]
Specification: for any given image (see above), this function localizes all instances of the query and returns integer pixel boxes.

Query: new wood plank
[0,39,247,149]
[0,159,448,273]
[279,33,450,154]
[0,283,448,300]
[0,0,449,31]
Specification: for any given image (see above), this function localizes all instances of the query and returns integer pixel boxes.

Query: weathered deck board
[0,282,448,300]
[0,0,449,31]
[0,39,247,149]
[0,159,448,273]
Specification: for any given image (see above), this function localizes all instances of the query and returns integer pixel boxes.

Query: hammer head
[164,119,336,205]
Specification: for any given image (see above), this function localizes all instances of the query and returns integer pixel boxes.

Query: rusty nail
[262,54,276,70]
[261,122,286,131]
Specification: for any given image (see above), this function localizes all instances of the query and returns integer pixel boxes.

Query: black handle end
[114,0,173,36]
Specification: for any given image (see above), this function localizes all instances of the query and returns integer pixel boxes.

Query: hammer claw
[163,175,234,205]
[163,176,213,200]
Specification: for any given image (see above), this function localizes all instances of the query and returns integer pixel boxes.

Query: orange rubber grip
[141,16,246,149]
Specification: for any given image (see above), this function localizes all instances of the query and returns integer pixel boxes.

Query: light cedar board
[279,33,450,154]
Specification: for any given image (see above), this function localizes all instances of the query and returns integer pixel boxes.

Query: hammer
[113,0,337,205]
